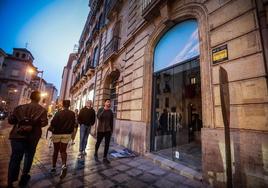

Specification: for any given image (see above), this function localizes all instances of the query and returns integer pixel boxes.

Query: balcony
[88,0,103,23]
[103,36,119,62]
[106,0,121,20]
[73,61,81,73]
[142,0,163,20]
[86,35,93,48]
[92,23,99,38]
[85,60,95,76]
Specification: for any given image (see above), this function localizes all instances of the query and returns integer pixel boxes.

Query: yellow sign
[212,45,228,64]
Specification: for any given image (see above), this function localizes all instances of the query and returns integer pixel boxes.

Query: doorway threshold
[144,152,203,182]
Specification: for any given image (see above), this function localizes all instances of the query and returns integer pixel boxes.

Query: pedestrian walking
[94,99,113,164]
[7,91,48,188]
[71,109,79,145]
[49,100,76,179]
[77,100,95,158]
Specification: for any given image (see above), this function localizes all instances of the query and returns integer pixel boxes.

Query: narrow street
[0,120,206,188]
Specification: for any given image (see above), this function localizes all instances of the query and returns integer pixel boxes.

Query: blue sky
[154,20,199,72]
[0,0,89,91]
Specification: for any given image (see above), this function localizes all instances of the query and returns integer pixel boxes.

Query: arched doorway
[151,19,202,171]
[102,69,120,116]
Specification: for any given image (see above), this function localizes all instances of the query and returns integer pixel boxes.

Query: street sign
[212,44,228,64]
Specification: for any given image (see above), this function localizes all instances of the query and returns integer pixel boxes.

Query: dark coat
[77,107,96,126]
[50,109,76,134]
[97,107,113,132]
[8,102,48,141]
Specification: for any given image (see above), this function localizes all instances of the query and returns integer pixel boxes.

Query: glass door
[152,57,203,171]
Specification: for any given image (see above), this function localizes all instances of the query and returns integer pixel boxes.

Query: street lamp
[27,67,44,90]
[40,92,48,97]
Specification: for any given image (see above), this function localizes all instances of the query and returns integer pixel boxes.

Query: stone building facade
[69,0,268,187]
[0,48,36,111]
[0,48,57,111]
[59,53,77,102]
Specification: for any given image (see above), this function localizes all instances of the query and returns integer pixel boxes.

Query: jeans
[94,132,112,158]
[8,139,39,184]
[79,124,91,152]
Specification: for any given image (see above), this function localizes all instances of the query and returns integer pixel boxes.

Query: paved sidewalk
[0,120,207,188]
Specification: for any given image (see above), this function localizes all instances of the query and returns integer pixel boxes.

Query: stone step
[144,152,203,182]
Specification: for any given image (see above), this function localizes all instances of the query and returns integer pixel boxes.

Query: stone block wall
[87,0,268,186]
[202,128,268,187]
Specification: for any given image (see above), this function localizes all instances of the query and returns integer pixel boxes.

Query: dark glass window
[93,46,99,67]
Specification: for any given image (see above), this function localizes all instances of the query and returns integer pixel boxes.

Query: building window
[22,53,26,59]
[93,46,99,67]
[15,52,20,57]
[11,70,19,77]
[165,97,169,108]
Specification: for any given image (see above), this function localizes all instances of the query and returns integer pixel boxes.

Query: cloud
[168,28,199,66]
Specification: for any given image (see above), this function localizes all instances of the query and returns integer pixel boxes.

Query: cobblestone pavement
[0,120,207,188]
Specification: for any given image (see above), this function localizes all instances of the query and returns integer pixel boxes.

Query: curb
[144,152,203,182]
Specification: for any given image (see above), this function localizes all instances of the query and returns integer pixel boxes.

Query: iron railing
[141,0,162,20]
[103,36,119,61]
[106,0,120,19]
[86,60,94,71]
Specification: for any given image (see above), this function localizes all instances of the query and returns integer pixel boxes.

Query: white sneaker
[60,165,67,179]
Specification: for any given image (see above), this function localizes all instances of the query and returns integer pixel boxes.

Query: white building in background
[59,53,77,102]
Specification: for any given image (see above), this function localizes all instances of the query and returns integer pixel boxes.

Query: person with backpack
[94,99,113,164]
[7,91,48,188]
[49,100,76,179]
[77,100,95,158]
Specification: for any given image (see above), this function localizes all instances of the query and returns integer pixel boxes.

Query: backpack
[16,117,34,136]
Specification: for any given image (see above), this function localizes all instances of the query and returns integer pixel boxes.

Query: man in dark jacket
[50,100,76,179]
[94,99,113,164]
[7,91,48,188]
[77,100,95,158]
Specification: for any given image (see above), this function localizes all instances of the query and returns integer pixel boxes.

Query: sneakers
[78,152,84,159]
[50,167,56,175]
[94,154,100,162]
[19,174,31,187]
[60,165,67,179]
[83,151,87,156]
[103,158,111,164]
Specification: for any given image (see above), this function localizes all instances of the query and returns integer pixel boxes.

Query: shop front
[150,19,203,171]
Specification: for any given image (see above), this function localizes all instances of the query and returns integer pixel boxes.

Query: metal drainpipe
[255,0,268,87]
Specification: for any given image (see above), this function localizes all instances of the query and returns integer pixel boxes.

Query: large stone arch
[143,2,213,155]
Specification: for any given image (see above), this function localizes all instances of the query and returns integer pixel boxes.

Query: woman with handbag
[49,100,76,179]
